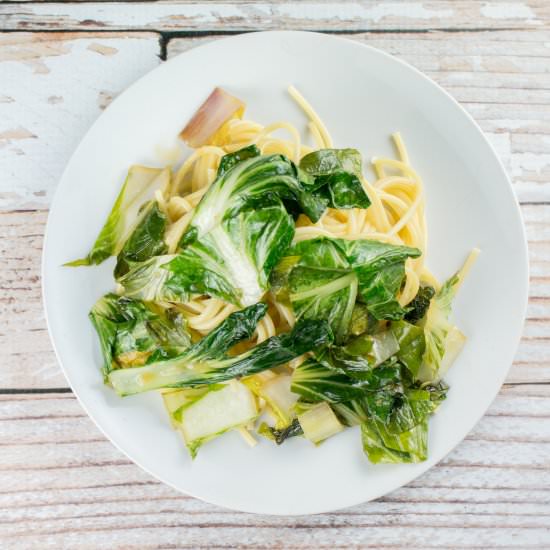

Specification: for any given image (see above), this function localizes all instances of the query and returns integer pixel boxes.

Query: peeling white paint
[26,3,244,26]
[278,2,453,22]
[510,152,550,177]
[0,35,160,210]
[480,2,538,22]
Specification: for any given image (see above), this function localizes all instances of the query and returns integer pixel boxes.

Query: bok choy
[158,147,372,308]
[109,304,333,396]
[67,167,170,266]
[89,293,191,378]
[299,148,371,210]
[273,237,421,343]
[175,381,258,458]
[114,200,168,278]
[160,147,320,307]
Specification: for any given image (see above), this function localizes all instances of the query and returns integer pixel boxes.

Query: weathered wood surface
[0,385,549,547]
[0,3,549,547]
[0,32,161,210]
[1,1,549,31]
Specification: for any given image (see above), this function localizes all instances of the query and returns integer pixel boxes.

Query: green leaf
[259,418,304,445]
[185,302,267,361]
[299,149,371,209]
[291,353,404,409]
[289,267,358,344]
[66,166,170,266]
[217,144,261,176]
[89,293,191,379]
[337,239,422,320]
[360,380,447,464]
[128,150,371,308]
[117,254,188,303]
[419,272,464,382]
[182,151,325,242]
[109,309,333,396]
[404,285,435,324]
[339,331,400,372]
[278,239,352,344]
[361,418,428,464]
[291,359,369,403]
[114,201,168,278]
[163,150,337,307]
[274,238,421,343]
[392,320,426,378]
[166,202,295,306]
[269,255,300,305]
[349,303,379,336]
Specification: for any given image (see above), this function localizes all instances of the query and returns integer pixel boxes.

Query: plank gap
[0,388,73,394]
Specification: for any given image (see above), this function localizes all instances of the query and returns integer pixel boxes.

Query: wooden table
[1,2,549,547]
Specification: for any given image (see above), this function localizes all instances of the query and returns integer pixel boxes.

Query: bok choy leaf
[338,238,422,320]
[392,320,426,378]
[160,148,334,307]
[291,359,370,403]
[360,383,447,464]
[180,147,324,242]
[114,200,168,278]
[299,149,371,210]
[418,251,478,382]
[274,237,421,342]
[258,418,304,445]
[361,418,428,463]
[89,293,191,378]
[404,285,435,324]
[117,254,188,303]
[66,167,170,266]
[109,306,333,396]
[166,202,295,305]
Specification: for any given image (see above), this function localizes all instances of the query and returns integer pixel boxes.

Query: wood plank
[0,32,161,210]
[169,30,550,203]
[1,1,549,32]
[1,204,549,389]
[0,386,548,547]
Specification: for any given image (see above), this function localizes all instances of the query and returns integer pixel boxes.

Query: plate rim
[41,30,530,515]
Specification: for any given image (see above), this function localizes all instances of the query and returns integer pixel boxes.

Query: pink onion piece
[180,88,245,148]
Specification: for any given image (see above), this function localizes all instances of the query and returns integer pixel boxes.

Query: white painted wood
[1,1,549,31]
[0,386,548,547]
[0,33,161,210]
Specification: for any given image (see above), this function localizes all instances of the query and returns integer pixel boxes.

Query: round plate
[43,31,528,515]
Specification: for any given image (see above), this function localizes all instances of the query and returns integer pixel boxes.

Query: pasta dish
[67,87,478,463]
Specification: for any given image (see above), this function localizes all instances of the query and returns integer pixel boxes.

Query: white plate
[43,31,528,515]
